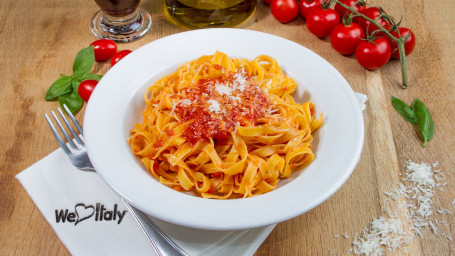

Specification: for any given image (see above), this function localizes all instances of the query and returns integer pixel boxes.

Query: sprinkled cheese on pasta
[128,51,323,199]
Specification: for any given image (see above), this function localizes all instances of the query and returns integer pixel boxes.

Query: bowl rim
[84,28,364,230]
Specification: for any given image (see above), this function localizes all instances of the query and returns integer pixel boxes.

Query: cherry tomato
[357,7,390,34]
[111,50,132,66]
[298,0,322,19]
[90,39,118,62]
[334,0,366,22]
[306,8,340,37]
[355,37,391,70]
[330,21,365,55]
[78,79,98,102]
[270,0,299,23]
[387,27,416,59]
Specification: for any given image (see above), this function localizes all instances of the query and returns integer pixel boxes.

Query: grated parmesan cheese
[437,208,452,215]
[215,83,233,97]
[207,99,221,113]
[169,102,178,117]
[169,99,192,121]
[348,160,452,256]
[352,217,413,256]
[233,70,247,92]
[179,99,192,106]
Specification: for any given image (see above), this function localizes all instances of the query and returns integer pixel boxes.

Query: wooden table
[1,0,454,255]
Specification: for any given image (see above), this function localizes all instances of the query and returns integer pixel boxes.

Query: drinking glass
[165,0,257,29]
[90,0,152,42]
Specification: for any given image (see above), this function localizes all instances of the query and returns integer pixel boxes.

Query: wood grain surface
[1,0,454,255]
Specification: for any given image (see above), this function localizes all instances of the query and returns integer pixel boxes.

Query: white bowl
[84,28,364,230]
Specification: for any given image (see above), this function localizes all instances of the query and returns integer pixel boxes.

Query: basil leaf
[71,79,80,91]
[391,96,435,147]
[413,98,435,147]
[80,73,103,81]
[72,46,95,74]
[45,45,101,116]
[391,96,417,124]
[72,69,85,83]
[411,98,418,110]
[58,90,84,114]
[45,75,73,100]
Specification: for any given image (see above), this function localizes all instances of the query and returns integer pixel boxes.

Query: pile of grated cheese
[345,160,452,256]
[351,217,413,256]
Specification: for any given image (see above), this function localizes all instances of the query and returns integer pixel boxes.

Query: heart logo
[74,203,95,225]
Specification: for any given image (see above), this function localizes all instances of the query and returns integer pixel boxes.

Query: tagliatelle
[128,51,323,199]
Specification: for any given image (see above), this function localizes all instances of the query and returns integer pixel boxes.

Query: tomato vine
[330,0,411,88]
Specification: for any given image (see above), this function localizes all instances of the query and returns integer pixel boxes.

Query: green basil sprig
[45,46,102,114]
[391,96,435,147]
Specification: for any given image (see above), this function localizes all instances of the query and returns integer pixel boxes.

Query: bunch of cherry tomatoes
[78,39,132,102]
[267,0,416,70]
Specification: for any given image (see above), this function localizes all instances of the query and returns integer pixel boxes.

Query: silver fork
[45,104,189,256]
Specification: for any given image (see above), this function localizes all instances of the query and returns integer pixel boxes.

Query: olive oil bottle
[165,0,257,29]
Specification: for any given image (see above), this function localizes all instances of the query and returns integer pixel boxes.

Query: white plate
[84,28,364,230]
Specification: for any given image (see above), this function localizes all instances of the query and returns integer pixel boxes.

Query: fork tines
[44,105,85,154]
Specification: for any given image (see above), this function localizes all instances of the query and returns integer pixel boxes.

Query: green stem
[332,0,409,88]
[397,36,408,88]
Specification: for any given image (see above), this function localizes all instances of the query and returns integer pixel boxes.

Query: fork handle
[121,198,189,256]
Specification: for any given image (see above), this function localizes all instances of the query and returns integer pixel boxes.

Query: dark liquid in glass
[94,0,141,16]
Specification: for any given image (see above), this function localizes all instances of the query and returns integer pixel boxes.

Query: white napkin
[16,148,275,256]
[16,93,367,256]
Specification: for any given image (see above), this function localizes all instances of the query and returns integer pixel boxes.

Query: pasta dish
[128,52,323,199]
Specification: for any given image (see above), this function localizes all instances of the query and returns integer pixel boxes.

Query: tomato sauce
[174,69,270,144]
